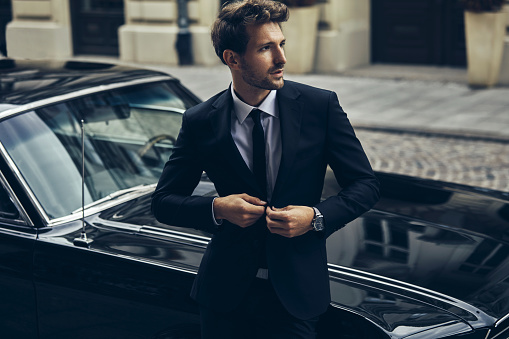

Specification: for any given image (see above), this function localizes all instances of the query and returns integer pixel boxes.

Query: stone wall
[119,0,218,65]
[314,0,371,73]
[6,0,73,59]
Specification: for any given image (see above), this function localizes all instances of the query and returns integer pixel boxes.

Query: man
[152,0,379,338]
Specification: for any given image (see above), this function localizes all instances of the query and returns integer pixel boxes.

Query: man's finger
[266,206,289,221]
[241,194,267,206]
[266,215,288,229]
[246,204,267,216]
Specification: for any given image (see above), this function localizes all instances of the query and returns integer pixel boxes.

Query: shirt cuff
[212,197,223,226]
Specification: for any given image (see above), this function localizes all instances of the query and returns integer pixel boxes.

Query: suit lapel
[208,88,262,196]
[272,83,302,202]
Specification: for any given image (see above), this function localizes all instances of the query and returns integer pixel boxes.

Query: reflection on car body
[0,59,509,339]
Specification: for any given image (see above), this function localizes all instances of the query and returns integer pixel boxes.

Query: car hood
[325,172,509,320]
[96,172,509,336]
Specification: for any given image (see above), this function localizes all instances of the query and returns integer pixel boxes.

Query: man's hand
[213,194,267,228]
[266,205,315,238]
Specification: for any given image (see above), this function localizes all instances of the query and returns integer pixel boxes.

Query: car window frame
[0,167,32,228]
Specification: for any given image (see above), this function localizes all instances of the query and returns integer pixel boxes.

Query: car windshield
[0,81,197,220]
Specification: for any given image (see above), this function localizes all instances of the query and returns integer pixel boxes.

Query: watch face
[314,216,324,231]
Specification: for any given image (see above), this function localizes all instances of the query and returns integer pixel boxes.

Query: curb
[353,124,509,144]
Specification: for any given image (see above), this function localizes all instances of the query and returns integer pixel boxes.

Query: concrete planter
[282,6,319,74]
[464,10,508,87]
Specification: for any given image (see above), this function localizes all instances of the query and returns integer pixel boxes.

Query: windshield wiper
[72,183,155,214]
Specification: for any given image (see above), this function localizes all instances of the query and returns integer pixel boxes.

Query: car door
[0,172,38,338]
[33,213,203,339]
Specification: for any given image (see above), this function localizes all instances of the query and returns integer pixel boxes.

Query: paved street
[149,64,509,140]
[104,61,509,193]
[357,129,509,192]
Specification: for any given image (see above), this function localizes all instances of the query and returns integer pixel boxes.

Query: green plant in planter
[278,0,317,7]
[459,0,506,12]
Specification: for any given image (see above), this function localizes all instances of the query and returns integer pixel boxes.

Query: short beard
[240,60,285,91]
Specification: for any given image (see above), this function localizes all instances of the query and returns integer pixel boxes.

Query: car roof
[0,58,175,108]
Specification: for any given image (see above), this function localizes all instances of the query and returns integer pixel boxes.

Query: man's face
[238,22,287,91]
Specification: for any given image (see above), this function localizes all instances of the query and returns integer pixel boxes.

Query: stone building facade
[4,0,371,73]
[2,0,509,81]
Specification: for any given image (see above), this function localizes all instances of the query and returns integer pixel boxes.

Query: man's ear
[223,49,240,69]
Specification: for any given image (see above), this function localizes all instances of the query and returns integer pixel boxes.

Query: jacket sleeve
[316,91,380,238]
[151,112,219,234]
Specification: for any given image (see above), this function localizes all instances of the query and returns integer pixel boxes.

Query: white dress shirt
[211,87,283,225]
[230,86,281,202]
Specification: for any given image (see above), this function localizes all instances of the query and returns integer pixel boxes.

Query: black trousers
[199,277,319,339]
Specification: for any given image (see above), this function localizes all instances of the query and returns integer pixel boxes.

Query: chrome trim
[331,302,473,339]
[0,141,43,224]
[401,321,472,339]
[71,184,155,214]
[486,327,509,339]
[0,76,171,227]
[0,227,37,239]
[328,302,392,336]
[490,326,509,339]
[0,76,173,121]
[0,165,33,226]
[140,226,211,245]
[73,245,198,276]
[328,263,455,302]
[48,187,155,227]
[94,222,142,233]
[327,263,495,328]
[129,104,186,114]
[495,313,509,328]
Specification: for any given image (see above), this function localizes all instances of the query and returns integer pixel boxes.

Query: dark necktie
[250,109,268,269]
[250,109,267,197]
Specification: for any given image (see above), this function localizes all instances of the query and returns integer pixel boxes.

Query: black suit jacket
[152,80,379,320]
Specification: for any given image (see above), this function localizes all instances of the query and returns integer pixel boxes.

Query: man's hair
[211,0,289,65]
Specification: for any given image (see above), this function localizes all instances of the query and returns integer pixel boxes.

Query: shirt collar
[231,86,279,124]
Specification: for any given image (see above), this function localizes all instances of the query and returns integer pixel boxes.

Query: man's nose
[275,45,286,65]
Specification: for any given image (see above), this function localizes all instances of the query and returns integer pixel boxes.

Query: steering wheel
[138,134,176,158]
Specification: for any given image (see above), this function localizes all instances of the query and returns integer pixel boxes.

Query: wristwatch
[311,207,324,232]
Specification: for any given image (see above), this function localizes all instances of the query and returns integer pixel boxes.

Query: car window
[0,182,19,220]
[0,81,195,220]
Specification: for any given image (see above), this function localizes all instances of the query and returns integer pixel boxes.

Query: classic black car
[0,59,508,339]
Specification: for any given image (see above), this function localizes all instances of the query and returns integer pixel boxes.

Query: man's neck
[234,89,270,107]
[231,79,270,107]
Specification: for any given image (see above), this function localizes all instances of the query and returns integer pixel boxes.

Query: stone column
[6,0,73,59]
[496,4,509,85]
[315,0,371,73]
[119,0,219,65]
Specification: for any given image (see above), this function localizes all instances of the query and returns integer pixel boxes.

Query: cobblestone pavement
[356,129,509,193]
